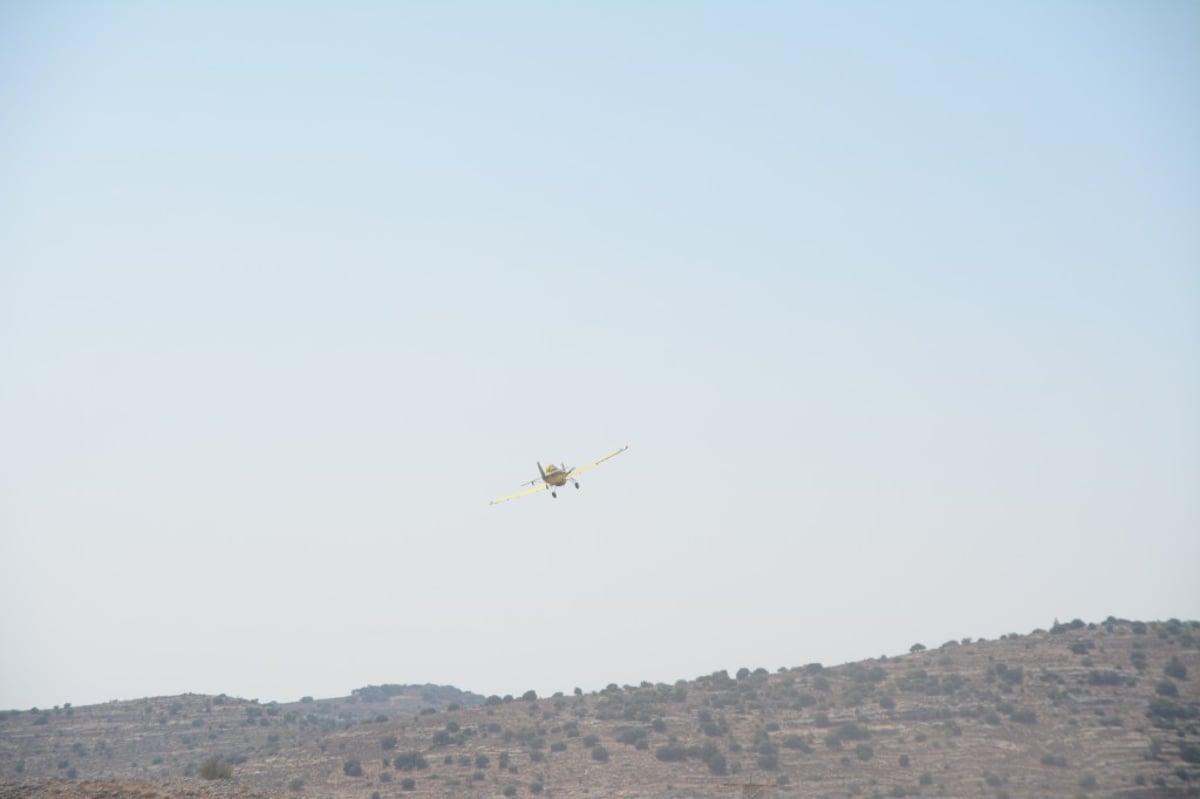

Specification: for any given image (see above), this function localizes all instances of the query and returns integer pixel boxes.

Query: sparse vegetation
[1,618,1195,799]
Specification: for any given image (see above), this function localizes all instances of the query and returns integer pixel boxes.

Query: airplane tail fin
[537,462,547,480]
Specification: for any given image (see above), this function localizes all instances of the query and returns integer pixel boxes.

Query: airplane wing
[489,482,549,505]
[568,444,629,478]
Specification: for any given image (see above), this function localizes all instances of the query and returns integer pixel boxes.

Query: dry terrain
[2,618,1198,799]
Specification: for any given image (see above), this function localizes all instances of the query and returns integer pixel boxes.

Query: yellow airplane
[489,445,629,504]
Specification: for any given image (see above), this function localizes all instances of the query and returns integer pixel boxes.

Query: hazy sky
[2,2,1197,712]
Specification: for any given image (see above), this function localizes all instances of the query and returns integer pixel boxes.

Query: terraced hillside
[2,618,1197,798]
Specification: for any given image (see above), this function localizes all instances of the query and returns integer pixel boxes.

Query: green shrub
[394,752,428,771]
[1147,698,1196,723]
[616,727,647,747]
[343,759,363,777]
[1000,666,1024,685]
[198,758,233,780]
[1165,658,1188,680]
[1011,709,1037,724]
[782,734,810,752]
[838,723,870,740]
[1088,670,1122,686]
[591,745,609,762]
[656,744,687,762]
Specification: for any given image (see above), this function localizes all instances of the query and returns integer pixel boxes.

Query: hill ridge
[2,617,1197,798]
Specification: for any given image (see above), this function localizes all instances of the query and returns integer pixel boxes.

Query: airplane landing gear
[551,491,557,498]
[574,482,580,489]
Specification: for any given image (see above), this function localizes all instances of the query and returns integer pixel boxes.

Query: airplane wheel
[575,483,580,489]
[552,492,557,498]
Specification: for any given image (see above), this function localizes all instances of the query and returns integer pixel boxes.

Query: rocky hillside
[2,618,1197,798]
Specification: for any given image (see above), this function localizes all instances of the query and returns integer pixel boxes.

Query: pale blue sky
[2,2,1197,710]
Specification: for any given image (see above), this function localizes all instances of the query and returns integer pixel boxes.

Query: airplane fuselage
[541,465,570,487]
